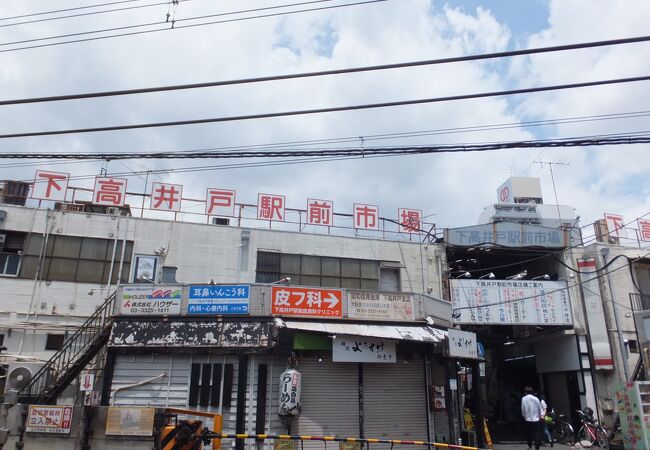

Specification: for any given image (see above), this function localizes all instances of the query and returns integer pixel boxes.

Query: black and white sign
[332,335,397,363]
[448,329,478,359]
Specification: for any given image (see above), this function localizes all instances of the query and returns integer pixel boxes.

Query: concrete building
[0,199,468,449]
[446,176,650,441]
[0,174,646,448]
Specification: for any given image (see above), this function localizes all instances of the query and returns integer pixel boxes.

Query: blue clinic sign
[188,284,250,314]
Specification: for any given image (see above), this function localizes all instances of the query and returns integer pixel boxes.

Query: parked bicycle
[545,408,575,445]
[576,407,609,449]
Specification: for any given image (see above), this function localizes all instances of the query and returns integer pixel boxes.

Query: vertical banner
[578,258,614,370]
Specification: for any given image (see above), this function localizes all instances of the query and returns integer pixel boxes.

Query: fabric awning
[276,318,446,343]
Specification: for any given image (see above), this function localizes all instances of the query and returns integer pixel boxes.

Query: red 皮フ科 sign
[271,286,342,318]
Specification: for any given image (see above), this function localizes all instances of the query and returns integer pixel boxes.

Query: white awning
[275,319,447,343]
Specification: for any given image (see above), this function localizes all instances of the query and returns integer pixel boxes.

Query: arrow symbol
[82,375,92,389]
[325,293,339,308]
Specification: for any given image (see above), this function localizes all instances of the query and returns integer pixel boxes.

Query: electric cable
[447,214,650,314]
[2,109,648,163]
[2,35,649,105]
[0,0,152,21]
[1,134,648,158]
[0,0,193,28]
[0,0,386,54]
[2,76,650,139]
[0,0,340,46]
[10,149,649,284]
[451,252,650,313]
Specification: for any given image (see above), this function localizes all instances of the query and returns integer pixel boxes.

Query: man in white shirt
[521,386,543,450]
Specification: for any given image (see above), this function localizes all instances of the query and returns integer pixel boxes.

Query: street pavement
[491,442,574,450]
[490,442,623,450]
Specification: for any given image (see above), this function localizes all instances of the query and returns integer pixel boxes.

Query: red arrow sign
[80,373,94,391]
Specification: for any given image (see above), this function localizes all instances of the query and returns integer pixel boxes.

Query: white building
[0,201,465,449]
[447,176,649,438]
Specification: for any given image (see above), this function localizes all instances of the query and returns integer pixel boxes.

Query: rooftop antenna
[534,157,570,228]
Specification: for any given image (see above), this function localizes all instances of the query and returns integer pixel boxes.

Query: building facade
[0,202,467,449]
[447,176,650,438]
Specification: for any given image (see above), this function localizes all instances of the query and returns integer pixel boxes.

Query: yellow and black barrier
[217,433,494,450]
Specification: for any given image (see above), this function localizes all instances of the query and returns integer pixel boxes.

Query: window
[132,255,160,283]
[0,231,26,277]
[20,234,133,284]
[0,253,21,276]
[44,334,65,351]
[255,252,383,290]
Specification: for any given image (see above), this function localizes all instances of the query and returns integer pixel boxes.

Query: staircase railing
[18,291,117,404]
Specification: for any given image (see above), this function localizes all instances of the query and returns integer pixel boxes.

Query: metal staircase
[18,291,117,404]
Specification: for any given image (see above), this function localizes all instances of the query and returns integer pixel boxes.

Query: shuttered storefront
[112,353,288,450]
[111,354,241,436]
[297,355,360,447]
[363,356,429,450]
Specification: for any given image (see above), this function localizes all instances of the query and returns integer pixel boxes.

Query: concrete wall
[570,243,649,419]
[0,205,447,359]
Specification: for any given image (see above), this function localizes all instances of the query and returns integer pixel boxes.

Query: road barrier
[217,433,494,450]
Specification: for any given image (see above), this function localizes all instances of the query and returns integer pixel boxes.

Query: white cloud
[0,0,648,234]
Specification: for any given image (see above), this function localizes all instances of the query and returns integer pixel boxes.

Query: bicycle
[576,408,609,449]
[546,409,575,445]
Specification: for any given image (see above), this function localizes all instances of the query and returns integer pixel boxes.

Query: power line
[3,109,648,166]
[1,134,649,159]
[2,75,649,139]
[0,110,648,177]
[0,0,151,21]
[451,252,650,312]
[0,0,338,46]
[3,35,650,106]
[0,0,383,54]
[0,0,193,29]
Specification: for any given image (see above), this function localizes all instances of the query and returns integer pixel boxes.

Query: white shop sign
[332,335,397,363]
[347,291,414,321]
[119,285,182,316]
[450,279,573,326]
[448,329,478,359]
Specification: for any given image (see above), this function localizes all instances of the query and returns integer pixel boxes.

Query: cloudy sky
[1,0,649,238]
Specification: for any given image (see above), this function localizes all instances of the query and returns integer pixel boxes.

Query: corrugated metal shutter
[297,355,360,447]
[363,357,428,450]
[112,353,241,449]
[430,359,450,443]
[112,353,189,407]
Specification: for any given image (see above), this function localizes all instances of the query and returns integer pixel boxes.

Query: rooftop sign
[445,222,570,248]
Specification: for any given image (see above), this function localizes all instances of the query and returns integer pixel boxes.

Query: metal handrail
[18,291,117,402]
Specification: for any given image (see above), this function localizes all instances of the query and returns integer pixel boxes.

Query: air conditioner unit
[5,362,45,392]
